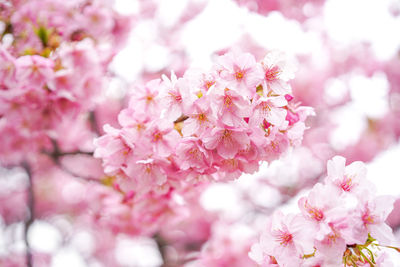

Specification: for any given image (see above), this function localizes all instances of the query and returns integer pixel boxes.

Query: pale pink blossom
[326,156,373,197]
[144,119,181,157]
[355,195,396,246]
[261,51,296,95]
[124,157,168,195]
[202,126,250,159]
[0,46,16,89]
[175,137,213,173]
[251,211,315,267]
[15,55,54,88]
[159,72,196,120]
[216,52,264,98]
[210,87,252,127]
[251,95,288,128]
[93,124,135,174]
[130,79,162,117]
[183,68,218,95]
[182,97,216,137]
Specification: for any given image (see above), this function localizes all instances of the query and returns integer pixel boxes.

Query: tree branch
[44,139,101,184]
[56,162,103,184]
[22,161,34,267]
[154,234,168,266]
[89,111,102,136]
[46,139,93,159]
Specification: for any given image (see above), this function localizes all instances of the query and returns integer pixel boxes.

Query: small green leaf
[35,26,49,47]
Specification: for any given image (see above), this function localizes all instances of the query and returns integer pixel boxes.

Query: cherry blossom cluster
[0,0,131,164]
[0,0,130,56]
[32,154,196,237]
[94,51,313,197]
[250,156,399,266]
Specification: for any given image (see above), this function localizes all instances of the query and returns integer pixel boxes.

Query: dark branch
[47,149,94,158]
[46,139,93,160]
[154,234,199,267]
[44,139,101,184]
[22,161,34,267]
[174,115,189,124]
[89,111,102,136]
[56,162,103,185]
[154,234,168,266]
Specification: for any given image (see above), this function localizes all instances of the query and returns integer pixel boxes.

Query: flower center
[265,66,280,81]
[340,176,354,192]
[145,165,152,174]
[152,132,162,142]
[169,92,182,102]
[197,113,207,123]
[188,148,201,160]
[205,80,215,89]
[222,129,231,138]
[235,71,244,80]
[262,102,272,113]
[146,95,154,103]
[362,211,375,225]
[277,231,293,246]
[224,95,233,108]
[305,202,324,221]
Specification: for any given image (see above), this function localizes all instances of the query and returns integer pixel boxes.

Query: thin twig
[51,150,93,157]
[56,162,103,185]
[174,115,188,124]
[46,139,93,159]
[45,139,101,184]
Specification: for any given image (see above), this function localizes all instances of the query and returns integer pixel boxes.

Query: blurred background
[1,0,400,266]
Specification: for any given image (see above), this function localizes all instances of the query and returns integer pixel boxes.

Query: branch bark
[22,161,34,267]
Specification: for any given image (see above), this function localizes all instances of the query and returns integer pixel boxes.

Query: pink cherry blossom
[251,95,288,128]
[93,124,135,174]
[159,72,196,121]
[15,55,54,88]
[124,157,168,195]
[355,195,396,246]
[210,87,252,127]
[216,51,264,98]
[326,156,373,197]
[0,46,16,89]
[250,211,315,267]
[130,79,163,117]
[144,119,181,157]
[175,137,213,173]
[182,97,216,137]
[202,125,250,159]
[261,51,296,95]
[251,156,399,266]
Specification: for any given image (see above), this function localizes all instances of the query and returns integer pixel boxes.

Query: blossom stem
[379,245,400,253]
[358,249,375,266]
